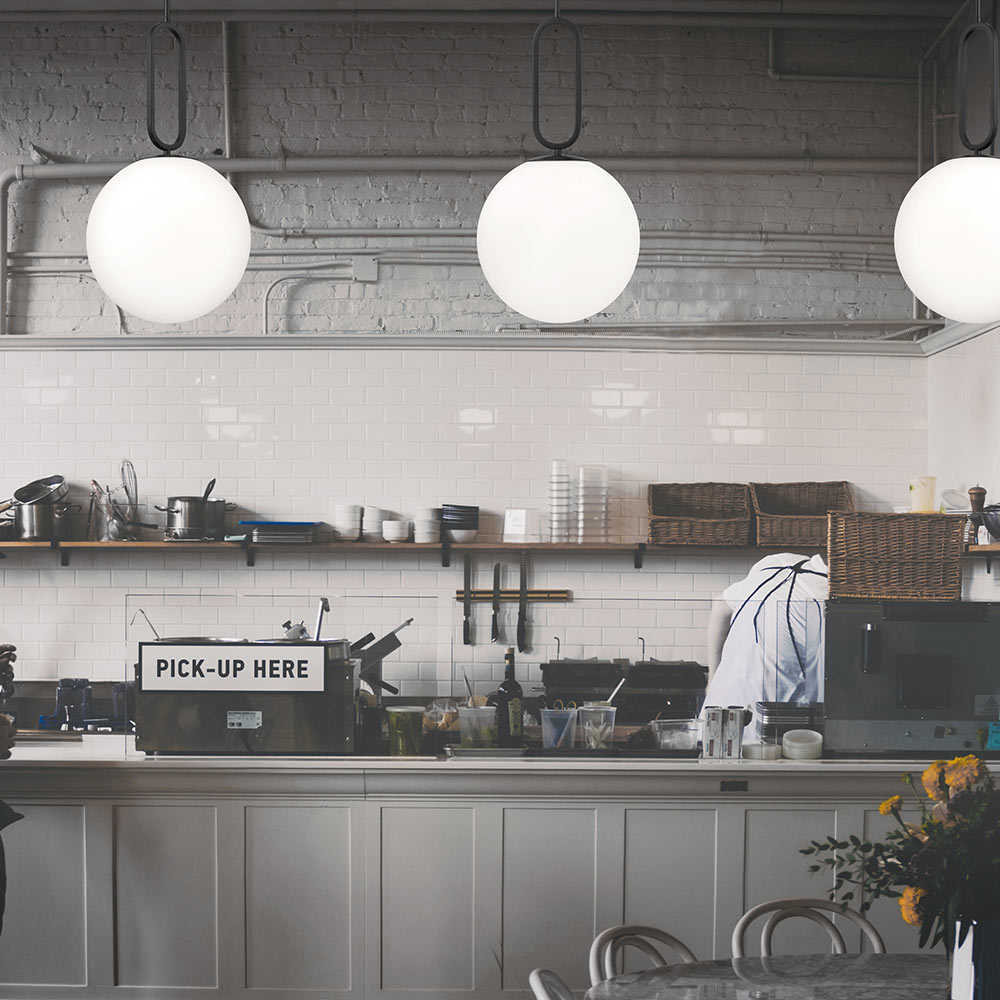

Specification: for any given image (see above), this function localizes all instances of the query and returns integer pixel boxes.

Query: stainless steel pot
[155,496,236,541]
[0,474,68,514]
[13,501,80,541]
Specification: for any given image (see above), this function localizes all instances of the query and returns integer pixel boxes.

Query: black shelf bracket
[441,539,451,567]
[244,540,255,567]
[634,542,645,569]
[59,542,70,567]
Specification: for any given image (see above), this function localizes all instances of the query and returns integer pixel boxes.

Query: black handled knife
[516,550,528,653]
[491,562,501,643]
[463,554,472,645]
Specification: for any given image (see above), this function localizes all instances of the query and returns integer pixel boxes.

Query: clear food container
[650,718,701,750]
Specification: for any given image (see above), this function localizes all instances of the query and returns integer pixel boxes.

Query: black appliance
[823,600,1000,756]
[134,639,356,754]
[539,658,707,725]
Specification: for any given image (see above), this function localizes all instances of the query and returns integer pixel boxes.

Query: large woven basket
[750,481,855,547]
[647,482,752,546]
[827,512,964,601]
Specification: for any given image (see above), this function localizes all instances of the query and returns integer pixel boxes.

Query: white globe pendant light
[86,5,250,325]
[894,14,1000,323]
[476,4,640,324]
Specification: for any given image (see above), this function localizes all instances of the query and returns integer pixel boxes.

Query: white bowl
[782,729,823,759]
[382,521,411,542]
[447,528,477,543]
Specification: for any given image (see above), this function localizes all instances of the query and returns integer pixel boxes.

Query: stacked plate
[441,504,479,542]
[576,465,608,542]
[239,521,319,544]
[333,504,362,541]
[755,701,823,743]
[549,459,571,542]
[362,506,388,542]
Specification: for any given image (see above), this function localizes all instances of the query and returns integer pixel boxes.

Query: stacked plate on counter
[754,701,823,743]
[413,507,441,544]
[549,459,571,542]
[441,504,478,542]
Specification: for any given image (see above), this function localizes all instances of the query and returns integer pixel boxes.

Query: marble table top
[584,952,948,1000]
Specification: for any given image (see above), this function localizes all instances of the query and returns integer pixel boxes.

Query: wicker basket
[750,481,855,547]
[647,482,752,546]
[827,512,964,601]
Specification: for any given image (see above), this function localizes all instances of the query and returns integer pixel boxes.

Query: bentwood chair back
[588,924,698,986]
[528,967,577,1000]
[731,897,886,958]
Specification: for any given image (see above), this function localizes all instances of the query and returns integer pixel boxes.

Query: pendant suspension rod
[531,6,582,152]
[147,1,187,153]
[958,11,998,153]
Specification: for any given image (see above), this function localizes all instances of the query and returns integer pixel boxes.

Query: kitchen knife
[463,553,472,645]
[491,562,501,643]
[516,550,528,653]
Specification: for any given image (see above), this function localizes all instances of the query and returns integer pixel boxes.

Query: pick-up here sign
[138,643,326,692]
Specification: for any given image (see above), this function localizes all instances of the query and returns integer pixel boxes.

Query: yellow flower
[944,755,987,794]
[879,795,904,816]
[899,886,926,926]
[921,761,946,800]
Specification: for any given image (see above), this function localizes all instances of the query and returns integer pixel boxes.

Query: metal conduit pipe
[766,29,913,84]
[0,10,952,31]
[262,273,352,336]
[0,157,911,336]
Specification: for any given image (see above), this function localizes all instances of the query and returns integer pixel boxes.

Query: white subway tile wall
[929,327,1000,602]
[0,347,928,692]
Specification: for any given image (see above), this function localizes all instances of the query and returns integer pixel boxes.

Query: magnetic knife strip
[454,590,571,602]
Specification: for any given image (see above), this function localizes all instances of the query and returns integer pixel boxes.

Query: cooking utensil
[606,676,627,704]
[156,495,236,541]
[121,460,138,521]
[463,553,472,645]
[350,632,376,653]
[358,619,413,674]
[491,563,501,643]
[13,501,80,541]
[202,478,216,501]
[0,474,68,514]
[314,597,330,642]
[516,550,528,653]
[462,669,475,706]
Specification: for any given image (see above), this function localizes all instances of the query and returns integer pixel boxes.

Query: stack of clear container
[549,459,571,542]
[577,465,609,542]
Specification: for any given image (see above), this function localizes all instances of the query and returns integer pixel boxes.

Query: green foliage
[801,756,1000,953]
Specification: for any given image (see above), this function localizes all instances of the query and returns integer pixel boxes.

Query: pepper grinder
[969,486,988,545]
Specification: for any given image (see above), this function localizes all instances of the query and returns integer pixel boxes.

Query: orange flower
[879,795,904,816]
[899,886,926,926]
[944,755,988,795]
[921,761,946,800]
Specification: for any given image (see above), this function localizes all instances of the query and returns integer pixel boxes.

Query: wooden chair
[528,968,576,1000]
[731,897,886,958]
[588,924,698,986]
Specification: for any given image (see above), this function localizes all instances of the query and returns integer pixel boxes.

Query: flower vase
[951,919,1000,1000]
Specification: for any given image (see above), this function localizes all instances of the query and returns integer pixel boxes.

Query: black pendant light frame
[146,0,187,154]
[958,1,998,154]
[531,0,583,159]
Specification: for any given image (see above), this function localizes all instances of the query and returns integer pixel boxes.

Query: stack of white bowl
[382,519,411,543]
[362,506,388,542]
[333,504,362,541]
[781,729,823,760]
[413,507,441,544]
[576,465,608,542]
[549,459,571,542]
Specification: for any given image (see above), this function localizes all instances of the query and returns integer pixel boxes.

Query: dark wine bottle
[497,646,523,748]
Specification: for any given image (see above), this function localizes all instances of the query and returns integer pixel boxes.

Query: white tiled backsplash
[0,345,934,693]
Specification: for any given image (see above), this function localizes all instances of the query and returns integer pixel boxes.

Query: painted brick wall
[0,18,925,336]
[0,16,947,695]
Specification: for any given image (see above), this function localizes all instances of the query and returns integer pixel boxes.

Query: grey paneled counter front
[0,741,944,1000]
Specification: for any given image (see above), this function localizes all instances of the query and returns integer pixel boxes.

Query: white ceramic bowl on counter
[382,520,411,542]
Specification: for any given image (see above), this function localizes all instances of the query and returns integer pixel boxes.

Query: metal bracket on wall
[634,542,645,569]
[454,589,571,603]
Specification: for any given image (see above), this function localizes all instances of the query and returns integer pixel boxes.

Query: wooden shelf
[966,543,1000,573]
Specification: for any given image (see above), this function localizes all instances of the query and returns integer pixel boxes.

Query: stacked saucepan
[0,475,79,540]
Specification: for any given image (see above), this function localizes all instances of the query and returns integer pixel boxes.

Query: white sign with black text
[139,643,326,692]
